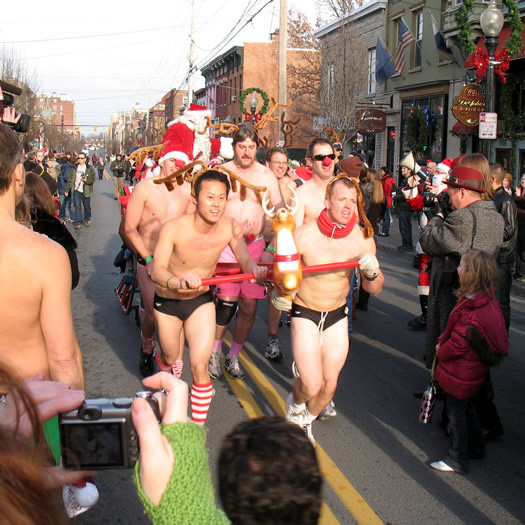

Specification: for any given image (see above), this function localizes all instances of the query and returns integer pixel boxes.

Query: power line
[3,25,183,44]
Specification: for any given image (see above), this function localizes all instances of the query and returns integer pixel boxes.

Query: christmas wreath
[406,108,430,153]
[455,0,524,58]
[239,87,269,119]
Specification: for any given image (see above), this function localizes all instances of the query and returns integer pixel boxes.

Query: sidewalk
[375,212,525,299]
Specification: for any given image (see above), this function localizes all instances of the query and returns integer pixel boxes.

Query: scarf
[317,208,356,239]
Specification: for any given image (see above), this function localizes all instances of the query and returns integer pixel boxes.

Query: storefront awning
[464,26,525,68]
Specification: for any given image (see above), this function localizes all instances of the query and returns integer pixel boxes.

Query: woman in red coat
[430,249,508,474]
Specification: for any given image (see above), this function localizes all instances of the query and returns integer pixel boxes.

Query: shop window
[368,48,376,95]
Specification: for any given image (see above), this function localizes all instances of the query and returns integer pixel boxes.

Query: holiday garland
[406,108,430,153]
[239,87,269,117]
[455,0,524,58]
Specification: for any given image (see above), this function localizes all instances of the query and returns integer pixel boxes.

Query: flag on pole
[394,17,416,74]
[376,37,396,85]
[431,13,453,61]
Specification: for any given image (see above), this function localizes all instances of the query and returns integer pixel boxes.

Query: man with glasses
[294,139,337,228]
[65,154,96,230]
[263,147,300,361]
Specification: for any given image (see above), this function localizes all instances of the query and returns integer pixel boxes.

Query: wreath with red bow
[244,112,262,122]
[472,48,510,84]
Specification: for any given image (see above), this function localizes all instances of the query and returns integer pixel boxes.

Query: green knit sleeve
[134,422,230,525]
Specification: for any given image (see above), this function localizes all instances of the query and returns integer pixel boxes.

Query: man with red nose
[123,141,195,377]
[294,139,337,227]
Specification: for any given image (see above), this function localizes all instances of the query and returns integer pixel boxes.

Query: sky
[1,0,321,135]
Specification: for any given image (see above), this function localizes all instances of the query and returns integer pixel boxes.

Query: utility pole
[278,0,288,145]
[187,0,196,107]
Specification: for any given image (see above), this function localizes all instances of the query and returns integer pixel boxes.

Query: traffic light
[94,126,98,132]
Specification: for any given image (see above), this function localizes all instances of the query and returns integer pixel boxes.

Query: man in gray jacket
[419,161,504,369]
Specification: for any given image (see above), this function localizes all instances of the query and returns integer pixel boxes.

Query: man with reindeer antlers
[151,169,267,424]
[208,125,285,380]
[282,175,384,445]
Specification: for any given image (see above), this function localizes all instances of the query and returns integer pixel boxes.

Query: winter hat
[445,166,485,193]
[337,156,363,178]
[436,158,452,174]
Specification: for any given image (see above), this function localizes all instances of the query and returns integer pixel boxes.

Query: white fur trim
[220,137,234,160]
[158,151,189,165]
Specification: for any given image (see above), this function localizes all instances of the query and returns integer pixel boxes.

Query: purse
[418,355,437,424]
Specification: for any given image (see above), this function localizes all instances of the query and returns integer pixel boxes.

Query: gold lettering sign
[452,84,486,127]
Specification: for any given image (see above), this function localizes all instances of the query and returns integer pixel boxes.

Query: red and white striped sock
[191,382,214,425]
[155,352,171,372]
[171,360,184,378]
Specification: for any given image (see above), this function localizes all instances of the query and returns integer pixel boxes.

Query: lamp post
[249,92,258,124]
[479,0,504,161]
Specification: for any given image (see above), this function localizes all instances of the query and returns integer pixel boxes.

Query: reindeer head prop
[263,187,302,297]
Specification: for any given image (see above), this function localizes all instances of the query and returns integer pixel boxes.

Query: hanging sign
[451,84,485,127]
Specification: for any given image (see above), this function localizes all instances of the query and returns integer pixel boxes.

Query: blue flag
[376,38,396,85]
[431,14,453,60]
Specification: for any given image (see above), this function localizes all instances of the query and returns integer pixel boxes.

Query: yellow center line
[236,338,383,525]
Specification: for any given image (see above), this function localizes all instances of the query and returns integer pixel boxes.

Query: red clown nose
[322,156,332,167]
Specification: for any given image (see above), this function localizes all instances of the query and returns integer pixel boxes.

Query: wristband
[166,276,174,289]
[265,245,276,255]
[144,255,153,263]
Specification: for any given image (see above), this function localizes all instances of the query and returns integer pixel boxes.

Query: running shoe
[208,352,223,379]
[265,337,283,361]
[303,422,316,447]
[318,400,337,421]
[292,360,300,378]
[285,392,305,427]
[225,355,245,380]
[139,350,154,377]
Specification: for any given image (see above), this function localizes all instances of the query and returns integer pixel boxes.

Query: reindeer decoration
[263,187,302,300]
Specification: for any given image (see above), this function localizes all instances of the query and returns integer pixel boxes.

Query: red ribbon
[472,47,509,84]
[274,253,301,263]
[244,112,262,122]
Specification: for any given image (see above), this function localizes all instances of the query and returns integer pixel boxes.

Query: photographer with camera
[110,153,127,200]
[419,154,504,371]
[65,154,96,230]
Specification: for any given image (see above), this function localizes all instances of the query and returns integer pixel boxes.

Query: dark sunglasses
[312,153,336,161]
[78,157,86,160]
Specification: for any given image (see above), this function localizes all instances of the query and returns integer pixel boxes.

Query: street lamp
[480,0,504,161]
[249,92,258,122]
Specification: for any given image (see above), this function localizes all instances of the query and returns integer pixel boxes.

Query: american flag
[394,18,416,74]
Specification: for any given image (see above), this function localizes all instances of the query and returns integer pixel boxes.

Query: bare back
[294,221,375,312]
[222,159,283,238]
[0,221,82,386]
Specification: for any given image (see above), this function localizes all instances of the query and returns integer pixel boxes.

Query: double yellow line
[221,333,383,525]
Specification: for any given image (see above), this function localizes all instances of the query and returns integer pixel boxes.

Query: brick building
[200,32,320,153]
[36,92,75,133]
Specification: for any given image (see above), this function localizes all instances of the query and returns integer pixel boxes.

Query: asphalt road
[73,177,525,524]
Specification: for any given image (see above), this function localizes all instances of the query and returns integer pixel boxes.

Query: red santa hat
[158,140,192,166]
[436,158,452,174]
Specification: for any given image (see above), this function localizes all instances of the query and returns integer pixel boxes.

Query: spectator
[419,155,504,370]
[23,172,80,289]
[96,157,105,180]
[393,164,420,252]
[379,166,396,237]
[66,153,96,230]
[490,164,517,331]
[131,373,322,524]
[46,153,61,181]
[110,153,126,200]
[430,249,508,474]
[503,173,514,196]
[356,169,385,311]
[58,157,74,223]
[513,173,525,282]
[24,149,58,196]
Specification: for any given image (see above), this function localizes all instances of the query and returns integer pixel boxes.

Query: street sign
[479,112,498,139]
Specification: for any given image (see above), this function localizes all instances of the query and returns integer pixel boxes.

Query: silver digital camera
[59,391,160,470]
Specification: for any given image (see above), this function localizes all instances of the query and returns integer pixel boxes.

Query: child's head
[457,249,499,299]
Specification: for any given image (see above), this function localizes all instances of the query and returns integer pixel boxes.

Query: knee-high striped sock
[191,382,214,425]
[155,352,171,372]
[172,360,184,378]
